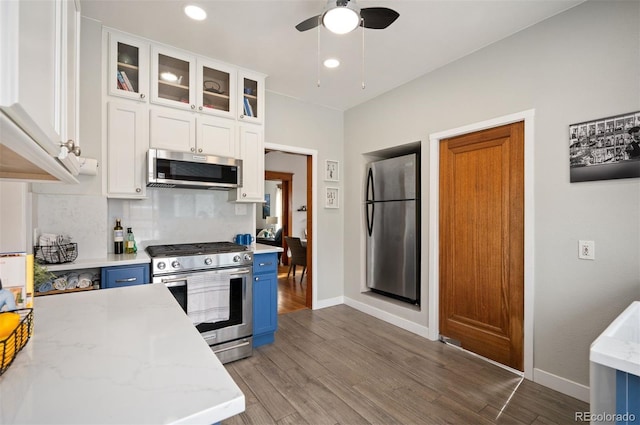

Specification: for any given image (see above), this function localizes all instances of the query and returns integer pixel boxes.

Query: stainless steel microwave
[147,149,242,190]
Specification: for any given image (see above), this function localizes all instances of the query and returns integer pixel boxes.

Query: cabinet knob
[198,106,203,111]
[198,148,202,153]
[239,114,245,119]
[140,93,146,99]
[191,104,196,110]
[136,188,141,193]
[255,277,259,281]
[190,147,195,152]
[242,193,247,197]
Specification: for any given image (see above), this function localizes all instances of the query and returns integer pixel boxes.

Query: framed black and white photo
[325,160,339,182]
[325,187,339,209]
[569,111,640,182]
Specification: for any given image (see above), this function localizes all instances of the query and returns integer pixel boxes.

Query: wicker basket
[0,308,33,376]
[34,243,78,264]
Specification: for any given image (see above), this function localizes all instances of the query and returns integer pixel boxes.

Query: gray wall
[343,0,640,389]
[265,93,344,304]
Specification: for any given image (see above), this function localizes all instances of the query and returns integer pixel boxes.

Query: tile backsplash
[107,188,255,251]
[35,188,255,259]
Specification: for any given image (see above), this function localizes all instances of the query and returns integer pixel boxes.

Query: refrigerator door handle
[366,167,375,236]
[366,202,374,236]
[366,167,374,202]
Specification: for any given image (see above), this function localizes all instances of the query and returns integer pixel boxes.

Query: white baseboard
[343,297,431,338]
[533,368,590,402]
[313,296,344,310]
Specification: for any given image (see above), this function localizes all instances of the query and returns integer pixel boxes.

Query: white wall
[343,0,640,391]
[265,93,344,304]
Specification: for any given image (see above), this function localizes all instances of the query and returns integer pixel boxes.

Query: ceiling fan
[295,0,399,34]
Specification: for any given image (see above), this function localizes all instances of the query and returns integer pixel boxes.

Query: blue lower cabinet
[616,370,640,424]
[101,264,150,289]
[253,253,278,348]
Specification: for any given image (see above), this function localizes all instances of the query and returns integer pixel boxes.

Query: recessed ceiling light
[324,58,340,69]
[184,5,207,21]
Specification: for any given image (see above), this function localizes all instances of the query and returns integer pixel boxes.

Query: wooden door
[439,121,524,371]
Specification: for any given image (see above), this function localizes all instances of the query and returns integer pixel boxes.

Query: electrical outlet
[578,240,595,260]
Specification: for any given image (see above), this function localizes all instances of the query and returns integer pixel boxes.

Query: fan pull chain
[317,16,321,88]
[361,17,366,90]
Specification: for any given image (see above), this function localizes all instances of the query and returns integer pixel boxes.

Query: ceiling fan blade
[360,7,399,30]
[296,15,321,32]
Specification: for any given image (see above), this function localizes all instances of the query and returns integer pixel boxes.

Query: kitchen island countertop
[253,243,284,254]
[0,283,244,424]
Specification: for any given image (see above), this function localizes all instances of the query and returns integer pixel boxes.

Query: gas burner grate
[146,241,248,258]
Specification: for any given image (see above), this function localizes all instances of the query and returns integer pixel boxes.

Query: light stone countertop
[46,251,151,272]
[0,283,245,424]
[253,243,284,254]
[590,300,640,376]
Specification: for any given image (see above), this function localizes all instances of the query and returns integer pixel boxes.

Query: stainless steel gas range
[146,241,253,364]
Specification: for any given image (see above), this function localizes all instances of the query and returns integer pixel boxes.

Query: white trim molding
[344,297,431,339]
[264,142,319,310]
[427,109,536,381]
[534,368,590,403]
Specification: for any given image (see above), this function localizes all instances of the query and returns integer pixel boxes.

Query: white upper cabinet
[108,31,149,102]
[150,46,197,111]
[231,125,264,202]
[0,0,80,182]
[238,69,266,125]
[197,58,236,119]
[149,108,195,153]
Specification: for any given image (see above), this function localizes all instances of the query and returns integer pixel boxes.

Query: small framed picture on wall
[325,187,339,209]
[325,160,339,182]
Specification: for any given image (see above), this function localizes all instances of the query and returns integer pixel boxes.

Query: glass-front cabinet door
[238,69,266,125]
[150,46,196,111]
[197,58,236,119]
[108,31,149,101]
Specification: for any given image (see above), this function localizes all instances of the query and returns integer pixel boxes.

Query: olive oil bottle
[125,227,137,254]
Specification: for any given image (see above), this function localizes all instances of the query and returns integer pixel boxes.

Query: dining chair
[284,236,307,283]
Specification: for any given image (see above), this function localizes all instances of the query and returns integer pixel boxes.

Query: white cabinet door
[149,108,196,153]
[0,0,80,182]
[107,102,148,198]
[233,125,264,202]
[150,46,196,111]
[238,69,266,125]
[108,31,149,102]
[197,116,236,157]
[197,58,236,119]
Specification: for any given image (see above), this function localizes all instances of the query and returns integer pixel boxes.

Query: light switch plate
[578,240,595,260]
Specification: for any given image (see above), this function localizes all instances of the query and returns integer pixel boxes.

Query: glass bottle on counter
[125,227,137,254]
[114,219,124,254]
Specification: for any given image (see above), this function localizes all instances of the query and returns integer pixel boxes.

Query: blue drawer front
[253,253,278,275]
[102,264,149,289]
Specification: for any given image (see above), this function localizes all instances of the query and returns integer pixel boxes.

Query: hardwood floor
[277,264,307,314]
[225,305,588,425]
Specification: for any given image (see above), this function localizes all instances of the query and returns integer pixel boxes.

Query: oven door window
[194,275,244,332]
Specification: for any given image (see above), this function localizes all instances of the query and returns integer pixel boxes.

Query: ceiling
[80,0,585,111]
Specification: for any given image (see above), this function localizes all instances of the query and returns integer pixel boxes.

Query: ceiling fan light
[323,6,360,34]
[184,5,207,21]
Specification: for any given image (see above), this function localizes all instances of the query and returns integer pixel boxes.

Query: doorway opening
[261,145,316,312]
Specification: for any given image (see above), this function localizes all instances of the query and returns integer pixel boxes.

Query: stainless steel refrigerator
[365,153,420,304]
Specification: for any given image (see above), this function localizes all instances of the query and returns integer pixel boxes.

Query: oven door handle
[212,340,251,355]
[161,277,187,287]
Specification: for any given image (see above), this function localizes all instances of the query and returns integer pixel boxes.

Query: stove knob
[233,255,241,263]
[204,257,212,265]
[171,261,181,269]
[243,253,252,261]
[157,262,166,270]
